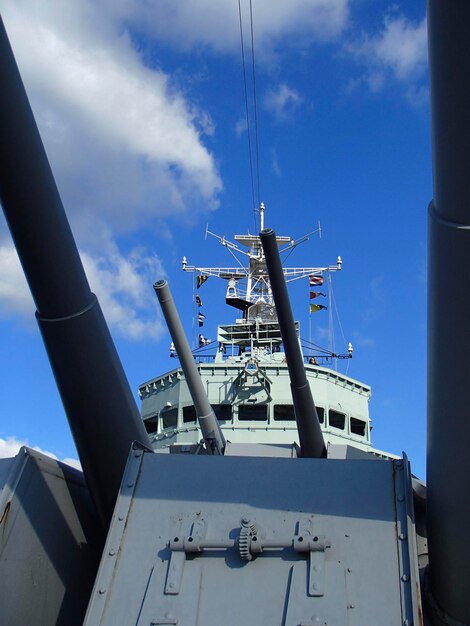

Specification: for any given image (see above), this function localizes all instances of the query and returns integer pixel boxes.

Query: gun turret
[426,2,470,623]
[260,228,326,458]
[154,280,226,454]
[0,16,148,527]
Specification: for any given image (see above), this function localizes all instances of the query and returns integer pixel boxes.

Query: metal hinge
[166,516,331,597]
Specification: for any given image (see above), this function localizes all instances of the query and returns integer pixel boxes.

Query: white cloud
[0,0,222,238]
[315,326,330,340]
[371,16,427,81]
[0,244,34,317]
[0,239,164,341]
[0,1,214,340]
[265,84,303,121]
[81,247,165,340]
[235,118,248,137]
[271,149,281,177]
[0,0,351,233]
[0,0,348,340]
[347,14,427,95]
[104,0,349,53]
[352,331,376,349]
[0,436,81,470]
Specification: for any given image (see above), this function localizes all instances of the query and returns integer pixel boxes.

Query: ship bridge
[140,211,384,458]
[139,355,374,456]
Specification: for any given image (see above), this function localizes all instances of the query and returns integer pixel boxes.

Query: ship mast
[259,201,265,231]
[182,204,342,321]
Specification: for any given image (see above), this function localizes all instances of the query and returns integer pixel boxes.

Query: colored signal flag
[309,275,324,286]
[197,274,209,288]
[310,304,327,313]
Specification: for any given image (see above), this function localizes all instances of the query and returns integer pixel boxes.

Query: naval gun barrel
[260,229,326,458]
[154,280,226,454]
[427,2,470,623]
[0,17,148,527]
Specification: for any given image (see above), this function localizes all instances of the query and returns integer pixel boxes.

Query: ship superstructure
[140,206,382,457]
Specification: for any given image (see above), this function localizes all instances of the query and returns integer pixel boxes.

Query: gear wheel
[239,526,252,561]
[239,518,258,561]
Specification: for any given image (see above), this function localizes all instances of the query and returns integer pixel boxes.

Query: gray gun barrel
[0,16,148,527]
[260,229,326,458]
[154,280,226,454]
[427,2,470,623]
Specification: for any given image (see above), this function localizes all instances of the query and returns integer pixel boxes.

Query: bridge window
[238,404,268,421]
[144,415,158,434]
[212,404,232,421]
[329,409,346,430]
[273,404,295,421]
[183,405,197,423]
[350,417,367,437]
[161,406,178,429]
[316,407,325,424]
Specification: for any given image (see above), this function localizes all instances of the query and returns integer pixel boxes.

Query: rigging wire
[226,244,250,272]
[238,0,262,233]
[327,274,335,363]
[249,0,261,214]
[331,286,348,349]
[238,0,257,233]
[301,338,333,355]
[191,272,196,350]
[280,245,297,264]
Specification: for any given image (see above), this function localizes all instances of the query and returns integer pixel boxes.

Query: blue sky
[0,1,429,477]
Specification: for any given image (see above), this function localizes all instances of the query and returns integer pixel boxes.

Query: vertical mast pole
[259,201,265,231]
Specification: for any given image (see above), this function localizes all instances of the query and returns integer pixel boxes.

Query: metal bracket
[165,518,206,595]
[294,519,330,597]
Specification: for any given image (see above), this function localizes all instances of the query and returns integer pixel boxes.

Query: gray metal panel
[86,451,420,625]
[327,444,384,460]
[224,442,298,457]
[0,447,102,625]
[0,457,14,491]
